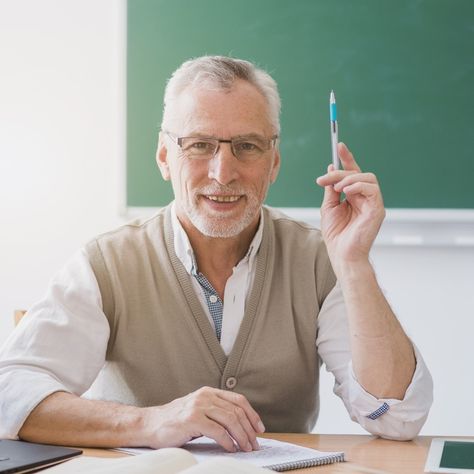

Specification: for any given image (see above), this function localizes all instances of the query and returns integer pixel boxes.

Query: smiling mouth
[205,195,241,203]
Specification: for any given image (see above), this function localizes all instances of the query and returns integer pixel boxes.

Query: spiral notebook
[118,436,345,472]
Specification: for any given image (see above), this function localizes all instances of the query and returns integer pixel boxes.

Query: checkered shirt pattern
[366,402,390,420]
[192,269,224,341]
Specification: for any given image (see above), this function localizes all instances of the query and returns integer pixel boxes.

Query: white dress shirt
[0,207,433,440]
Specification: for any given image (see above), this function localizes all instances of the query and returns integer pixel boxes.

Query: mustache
[196,184,247,196]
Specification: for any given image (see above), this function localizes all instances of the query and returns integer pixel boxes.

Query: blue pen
[329,91,340,170]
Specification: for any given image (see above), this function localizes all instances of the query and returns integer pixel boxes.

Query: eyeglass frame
[162,130,279,162]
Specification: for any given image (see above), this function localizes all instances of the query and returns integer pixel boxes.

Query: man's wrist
[334,258,375,285]
[132,406,163,448]
[112,405,154,448]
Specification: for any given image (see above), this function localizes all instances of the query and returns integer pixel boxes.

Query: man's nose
[207,143,240,185]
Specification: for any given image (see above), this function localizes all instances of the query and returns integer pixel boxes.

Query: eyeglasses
[163,131,278,163]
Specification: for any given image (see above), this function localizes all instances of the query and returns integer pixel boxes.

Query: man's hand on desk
[19,388,264,453]
[142,386,264,452]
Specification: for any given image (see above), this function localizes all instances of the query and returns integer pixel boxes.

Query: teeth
[207,195,240,203]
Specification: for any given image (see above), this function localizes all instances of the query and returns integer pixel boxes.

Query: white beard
[183,184,262,238]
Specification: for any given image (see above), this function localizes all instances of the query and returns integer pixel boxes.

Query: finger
[315,164,340,209]
[217,391,265,435]
[178,388,245,453]
[341,182,381,199]
[338,142,361,172]
[316,169,358,187]
[333,172,378,193]
[197,419,238,453]
[212,398,260,451]
[206,403,256,452]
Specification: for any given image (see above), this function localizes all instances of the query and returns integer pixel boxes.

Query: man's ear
[270,148,281,184]
[156,132,171,181]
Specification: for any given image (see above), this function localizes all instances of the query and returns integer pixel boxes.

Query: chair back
[14,309,27,326]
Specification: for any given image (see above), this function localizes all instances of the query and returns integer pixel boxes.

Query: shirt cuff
[347,343,433,424]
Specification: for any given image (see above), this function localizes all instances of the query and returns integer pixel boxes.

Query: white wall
[0,0,126,329]
[1,0,473,436]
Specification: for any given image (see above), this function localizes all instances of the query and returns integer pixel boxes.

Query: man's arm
[316,143,416,400]
[317,283,433,439]
[0,250,263,452]
[338,262,415,399]
[19,388,264,452]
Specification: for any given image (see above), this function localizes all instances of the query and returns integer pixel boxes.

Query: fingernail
[253,439,260,450]
[258,421,266,432]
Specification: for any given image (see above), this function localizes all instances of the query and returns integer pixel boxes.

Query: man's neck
[179,215,259,299]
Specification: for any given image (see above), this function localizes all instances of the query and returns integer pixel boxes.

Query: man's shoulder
[88,206,169,248]
[263,206,323,240]
[262,207,334,291]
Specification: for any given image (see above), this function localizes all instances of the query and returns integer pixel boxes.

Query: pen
[330,90,340,170]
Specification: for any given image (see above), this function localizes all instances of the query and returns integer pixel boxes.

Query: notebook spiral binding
[269,452,345,472]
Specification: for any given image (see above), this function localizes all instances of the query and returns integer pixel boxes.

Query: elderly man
[0,56,432,453]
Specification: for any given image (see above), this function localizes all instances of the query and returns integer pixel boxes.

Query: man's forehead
[166,81,273,136]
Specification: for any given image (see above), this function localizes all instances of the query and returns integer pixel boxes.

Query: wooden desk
[262,434,432,473]
[79,433,451,474]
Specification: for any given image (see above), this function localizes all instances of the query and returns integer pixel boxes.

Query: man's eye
[235,142,259,152]
[184,140,215,152]
[191,141,211,149]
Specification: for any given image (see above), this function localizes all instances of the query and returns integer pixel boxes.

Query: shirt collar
[171,201,264,275]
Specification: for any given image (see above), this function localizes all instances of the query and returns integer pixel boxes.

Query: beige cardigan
[85,205,336,432]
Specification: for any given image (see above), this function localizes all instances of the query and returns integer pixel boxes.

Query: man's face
[157,80,280,239]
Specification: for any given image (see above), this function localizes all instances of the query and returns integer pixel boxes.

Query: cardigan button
[225,377,237,389]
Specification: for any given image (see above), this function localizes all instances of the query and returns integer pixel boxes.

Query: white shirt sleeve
[0,248,110,439]
[316,283,433,440]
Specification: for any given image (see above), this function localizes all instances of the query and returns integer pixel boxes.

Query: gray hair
[161,55,281,134]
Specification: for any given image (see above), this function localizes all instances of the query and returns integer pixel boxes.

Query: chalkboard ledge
[123,207,474,247]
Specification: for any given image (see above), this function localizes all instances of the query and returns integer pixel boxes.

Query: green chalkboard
[127,0,474,209]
